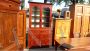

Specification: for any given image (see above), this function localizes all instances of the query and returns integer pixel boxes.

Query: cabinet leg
[55,41,59,51]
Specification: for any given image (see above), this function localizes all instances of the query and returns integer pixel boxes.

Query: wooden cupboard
[28,2,52,48]
[54,18,71,44]
[70,4,90,38]
[0,0,26,51]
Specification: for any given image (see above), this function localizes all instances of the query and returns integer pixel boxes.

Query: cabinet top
[54,18,71,20]
[29,2,52,5]
[10,0,20,3]
[0,0,20,3]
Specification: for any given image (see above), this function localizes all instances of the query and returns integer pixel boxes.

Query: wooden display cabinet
[70,4,90,38]
[28,2,52,48]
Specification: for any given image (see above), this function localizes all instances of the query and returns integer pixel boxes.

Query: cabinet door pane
[31,6,40,28]
[42,7,50,27]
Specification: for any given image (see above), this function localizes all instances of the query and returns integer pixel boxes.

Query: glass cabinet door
[31,6,40,28]
[42,7,50,27]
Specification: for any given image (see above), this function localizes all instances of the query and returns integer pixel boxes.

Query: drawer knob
[9,5,11,7]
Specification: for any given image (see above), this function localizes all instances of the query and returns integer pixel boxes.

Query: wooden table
[55,37,90,51]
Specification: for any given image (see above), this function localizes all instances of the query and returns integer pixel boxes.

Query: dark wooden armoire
[0,0,26,51]
[28,2,52,48]
[70,4,90,38]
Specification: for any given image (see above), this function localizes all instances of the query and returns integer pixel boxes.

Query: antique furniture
[0,0,26,51]
[54,18,71,51]
[54,18,71,44]
[28,2,52,48]
[70,4,90,38]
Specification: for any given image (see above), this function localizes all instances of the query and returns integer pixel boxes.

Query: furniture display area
[28,2,52,48]
[0,0,26,51]
[70,4,90,38]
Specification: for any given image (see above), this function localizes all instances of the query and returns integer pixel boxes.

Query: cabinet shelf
[31,14,40,17]
[42,22,49,23]
[32,10,40,12]
[43,11,50,13]
[31,22,40,24]
[42,16,50,17]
